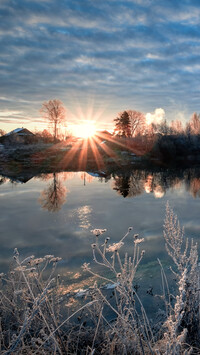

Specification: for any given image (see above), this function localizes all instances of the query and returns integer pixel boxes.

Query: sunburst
[73,122,96,138]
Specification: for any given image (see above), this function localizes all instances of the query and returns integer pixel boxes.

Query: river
[0,167,200,312]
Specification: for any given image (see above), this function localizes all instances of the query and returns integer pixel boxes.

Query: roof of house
[5,128,34,136]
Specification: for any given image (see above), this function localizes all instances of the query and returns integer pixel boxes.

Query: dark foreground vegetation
[0,204,199,354]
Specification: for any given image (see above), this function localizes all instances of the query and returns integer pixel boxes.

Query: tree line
[113,110,200,138]
[1,98,200,142]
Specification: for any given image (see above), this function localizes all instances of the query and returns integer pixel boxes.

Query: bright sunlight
[73,122,96,138]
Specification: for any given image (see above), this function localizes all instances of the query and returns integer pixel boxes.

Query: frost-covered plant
[82,227,155,354]
[160,202,200,354]
[0,249,64,354]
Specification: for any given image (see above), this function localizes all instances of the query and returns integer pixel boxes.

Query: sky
[1,0,200,134]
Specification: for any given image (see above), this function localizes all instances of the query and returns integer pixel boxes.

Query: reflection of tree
[189,178,200,198]
[113,171,145,198]
[113,176,130,197]
[144,173,166,198]
[80,172,94,184]
[59,172,75,181]
[113,171,167,199]
[38,172,75,182]
[184,170,200,198]
[39,173,67,212]
[144,175,154,193]
[0,176,6,185]
[38,173,53,182]
[128,172,145,197]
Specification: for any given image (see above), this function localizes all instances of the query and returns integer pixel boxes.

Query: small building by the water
[0,128,35,144]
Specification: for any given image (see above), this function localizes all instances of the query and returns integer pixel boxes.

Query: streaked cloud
[0,0,200,131]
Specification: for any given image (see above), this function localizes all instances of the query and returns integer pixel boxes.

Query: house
[0,128,35,144]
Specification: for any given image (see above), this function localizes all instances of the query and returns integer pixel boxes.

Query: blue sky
[1,0,200,132]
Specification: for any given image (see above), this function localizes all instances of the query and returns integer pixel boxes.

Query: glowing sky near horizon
[1,0,200,133]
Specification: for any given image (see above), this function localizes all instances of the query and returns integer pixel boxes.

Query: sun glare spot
[73,122,96,138]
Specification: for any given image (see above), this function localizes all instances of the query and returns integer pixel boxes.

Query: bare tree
[187,112,200,135]
[40,129,53,143]
[170,119,184,135]
[40,99,66,141]
[127,110,145,136]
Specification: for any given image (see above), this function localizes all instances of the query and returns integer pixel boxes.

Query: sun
[73,122,96,138]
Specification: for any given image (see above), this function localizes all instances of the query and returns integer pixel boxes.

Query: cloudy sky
[1,0,200,133]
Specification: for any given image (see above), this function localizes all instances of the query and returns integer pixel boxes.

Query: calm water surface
[0,168,200,307]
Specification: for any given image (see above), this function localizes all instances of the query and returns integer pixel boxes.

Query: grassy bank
[2,134,200,176]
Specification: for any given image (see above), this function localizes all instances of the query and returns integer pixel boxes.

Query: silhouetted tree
[153,119,170,135]
[114,111,131,137]
[39,173,67,212]
[40,99,66,142]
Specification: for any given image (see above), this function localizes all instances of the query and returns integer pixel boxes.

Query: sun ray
[92,134,120,165]
[58,139,82,169]
[78,138,88,170]
[87,137,105,170]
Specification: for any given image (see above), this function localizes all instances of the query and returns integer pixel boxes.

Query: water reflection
[186,177,200,198]
[0,176,6,185]
[1,166,200,307]
[39,172,67,212]
[77,205,92,229]
[1,168,200,208]
[113,171,145,198]
[112,169,200,200]
[80,172,94,184]
[144,174,165,198]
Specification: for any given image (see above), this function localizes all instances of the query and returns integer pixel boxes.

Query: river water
[0,168,200,311]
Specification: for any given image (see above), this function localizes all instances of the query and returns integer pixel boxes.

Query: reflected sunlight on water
[77,205,92,229]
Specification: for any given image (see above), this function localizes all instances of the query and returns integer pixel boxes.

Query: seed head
[91,229,107,237]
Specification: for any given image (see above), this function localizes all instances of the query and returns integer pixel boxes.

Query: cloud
[0,110,23,117]
[145,108,165,125]
[0,0,200,130]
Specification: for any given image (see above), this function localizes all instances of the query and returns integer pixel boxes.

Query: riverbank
[0,141,148,178]
[1,144,200,188]
[1,139,200,179]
